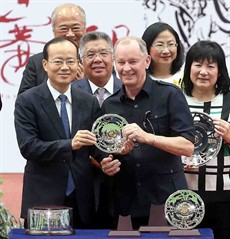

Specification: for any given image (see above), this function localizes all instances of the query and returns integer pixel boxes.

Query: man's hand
[100,155,121,176]
[72,130,96,150]
[122,123,149,144]
[75,62,85,80]
[118,139,134,155]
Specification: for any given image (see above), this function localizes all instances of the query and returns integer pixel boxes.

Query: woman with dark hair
[181,40,230,239]
[142,22,184,86]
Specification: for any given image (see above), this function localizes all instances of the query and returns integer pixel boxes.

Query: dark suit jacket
[71,73,121,96]
[71,74,121,212]
[18,52,47,95]
[18,53,120,95]
[14,81,101,225]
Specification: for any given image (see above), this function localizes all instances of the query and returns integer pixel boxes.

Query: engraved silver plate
[91,114,128,153]
[165,189,205,230]
[182,111,222,167]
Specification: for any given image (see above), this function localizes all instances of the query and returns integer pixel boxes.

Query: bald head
[51,4,86,47]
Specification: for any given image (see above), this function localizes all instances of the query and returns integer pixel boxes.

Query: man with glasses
[73,31,121,105]
[72,31,121,229]
[18,3,86,94]
[100,36,195,229]
[14,37,101,228]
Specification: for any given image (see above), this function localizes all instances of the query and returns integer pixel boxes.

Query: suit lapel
[39,83,66,138]
[71,87,83,136]
[82,79,93,94]
[72,78,93,94]
[113,74,122,94]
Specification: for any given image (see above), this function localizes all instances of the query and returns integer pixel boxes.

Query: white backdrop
[0,0,229,172]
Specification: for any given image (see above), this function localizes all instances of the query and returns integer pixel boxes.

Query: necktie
[97,88,106,107]
[59,95,70,138]
[58,94,75,196]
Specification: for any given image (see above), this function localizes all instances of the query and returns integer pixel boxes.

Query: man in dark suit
[14,37,101,228]
[72,31,121,102]
[72,31,121,229]
[18,3,86,95]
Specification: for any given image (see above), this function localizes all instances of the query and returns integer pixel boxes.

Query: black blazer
[14,81,101,225]
[18,52,120,96]
[18,52,47,95]
[71,74,121,211]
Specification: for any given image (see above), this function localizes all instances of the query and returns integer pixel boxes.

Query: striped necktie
[97,88,106,107]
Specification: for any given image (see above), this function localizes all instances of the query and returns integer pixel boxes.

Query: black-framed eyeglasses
[81,49,113,61]
[143,111,155,134]
[47,59,78,66]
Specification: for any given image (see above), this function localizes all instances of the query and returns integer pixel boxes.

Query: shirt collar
[47,79,72,103]
[88,75,114,95]
[120,75,152,101]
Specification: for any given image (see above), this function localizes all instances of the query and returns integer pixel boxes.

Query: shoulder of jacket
[155,80,181,90]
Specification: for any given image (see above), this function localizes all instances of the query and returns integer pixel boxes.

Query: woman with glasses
[142,22,184,87]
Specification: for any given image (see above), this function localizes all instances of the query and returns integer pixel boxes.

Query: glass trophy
[165,189,205,230]
[182,111,222,167]
[25,206,74,235]
[91,114,128,153]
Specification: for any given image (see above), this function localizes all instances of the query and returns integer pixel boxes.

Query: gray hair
[51,4,86,29]
[114,36,148,57]
[79,31,113,57]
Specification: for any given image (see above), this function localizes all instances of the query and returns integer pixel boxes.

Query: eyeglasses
[81,49,112,61]
[143,111,155,134]
[57,26,84,33]
[47,59,78,66]
[151,42,178,51]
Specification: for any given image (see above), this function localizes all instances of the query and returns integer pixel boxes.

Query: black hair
[142,22,184,75]
[181,40,230,96]
[79,31,113,58]
[43,37,78,60]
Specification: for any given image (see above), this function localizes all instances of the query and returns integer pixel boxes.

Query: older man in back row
[18,3,86,94]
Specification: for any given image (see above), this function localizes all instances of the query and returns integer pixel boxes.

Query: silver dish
[92,114,128,153]
[182,111,222,167]
[165,189,205,230]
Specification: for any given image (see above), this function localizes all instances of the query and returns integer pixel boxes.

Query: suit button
[63,159,67,163]
[136,163,141,167]
[134,142,139,147]
[137,182,141,186]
